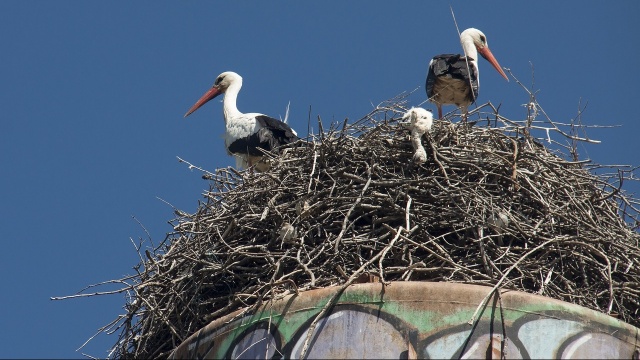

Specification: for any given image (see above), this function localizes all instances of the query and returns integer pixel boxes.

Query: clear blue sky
[1,1,638,358]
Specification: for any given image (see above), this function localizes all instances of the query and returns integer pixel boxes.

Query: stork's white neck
[222,81,243,121]
[460,32,480,85]
[461,33,479,62]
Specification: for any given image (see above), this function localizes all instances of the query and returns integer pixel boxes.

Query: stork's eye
[480,35,486,44]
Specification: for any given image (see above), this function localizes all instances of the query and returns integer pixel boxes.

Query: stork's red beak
[184,86,223,117]
[477,47,509,81]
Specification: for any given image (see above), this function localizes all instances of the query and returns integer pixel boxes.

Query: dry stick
[333,168,373,252]
[76,315,125,352]
[468,237,560,325]
[565,240,614,313]
[132,214,155,249]
[379,225,407,285]
[449,6,476,119]
[176,156,216,178]
[505,69,600,145]
[477,227,493,278]
[51,287,131,300]
[508,137,519,190]
[299,226,404,360]
[405,195,412,231]
[430,140,450,183]
[397,232,490,280]
[307,149,318,194]
[130,236,146,265]
[296,247,316,287]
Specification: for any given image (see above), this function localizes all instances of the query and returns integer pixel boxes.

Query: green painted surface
[171,282,639,359]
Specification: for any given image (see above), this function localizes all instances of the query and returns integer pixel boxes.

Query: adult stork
[426,28,508,119]
[184,71,298,172]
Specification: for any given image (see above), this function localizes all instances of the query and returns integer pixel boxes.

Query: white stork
[426,28,508,119]
[184,71,298,172]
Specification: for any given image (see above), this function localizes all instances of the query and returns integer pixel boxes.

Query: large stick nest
[103,95,639,358]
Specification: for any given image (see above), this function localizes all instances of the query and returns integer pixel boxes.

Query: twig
[468,237,560,325]
[176,156,216,177]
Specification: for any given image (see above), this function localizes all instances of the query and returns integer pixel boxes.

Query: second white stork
[426,28,508,119]
[184,71,298,172]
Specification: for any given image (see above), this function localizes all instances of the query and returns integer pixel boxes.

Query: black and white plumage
[184,71,298,171]
[426,28,508,119]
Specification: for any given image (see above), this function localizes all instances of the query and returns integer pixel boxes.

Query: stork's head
[460,28,509,81]
[184,71,243,117]
[402,107,433,133]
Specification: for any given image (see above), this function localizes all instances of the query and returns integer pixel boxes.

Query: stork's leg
[235,156,249,171]
[247,158,256,174]
[460,104,469,123]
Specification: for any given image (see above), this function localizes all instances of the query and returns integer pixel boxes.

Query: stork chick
[402,107,433,164]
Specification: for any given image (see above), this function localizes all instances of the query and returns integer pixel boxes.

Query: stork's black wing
[426,54,479,101]
[227,116,298,157]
